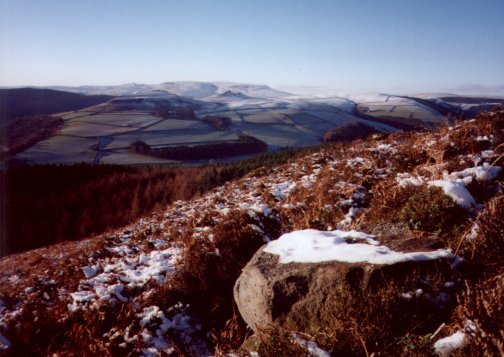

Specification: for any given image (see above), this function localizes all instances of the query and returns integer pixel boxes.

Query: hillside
[1,148,309,256]
[0,88,113,121]
[0,110,503,356]
[0,88,113,158]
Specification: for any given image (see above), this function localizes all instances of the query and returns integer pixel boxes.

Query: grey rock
[234,245,455,335]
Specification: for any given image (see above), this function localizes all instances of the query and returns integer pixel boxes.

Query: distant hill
[0,88,113,121]
[46,81,292,99]
[215,90,251,100]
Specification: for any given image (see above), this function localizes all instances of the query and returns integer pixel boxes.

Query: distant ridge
[215,90,251,100]
[41,81,292,99]
[0,88,113,121]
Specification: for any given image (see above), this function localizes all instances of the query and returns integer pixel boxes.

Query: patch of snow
[444,281,455,288]
[434,331,466,357]
[465,319,477,334]
[82,266,98,278]
[368,143,397,153]
[450,163,501,182]
[0,333,11,350]
[239,202,272,218]
[70,290,95,303]
[138,306,164,327]
[400,292,413,301]
[114,248,180,286]
[346,157,367,166]
[215,202,231,215]
[428,179,476,209]
[69,247,181,311]
[281,203,298,209]
[300,171,320,189]
[339,199,354,207]
[264,229,453,265]
[107,245,133,255]
[396,173,424,186]
[7,275,20,284]
[481,150,495,158]
[293,336,331,357]
[338,207,360,229]
[270,181,296,200]
[465,224,480,241]
[150,239,168,250]
[135,303,209,356]
[426,139,437,147]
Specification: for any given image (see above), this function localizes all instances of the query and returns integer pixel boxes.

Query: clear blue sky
[1,0,503,92]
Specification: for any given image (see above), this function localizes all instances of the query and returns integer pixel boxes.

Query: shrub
[364,183,467,239]
[397,185,467,233]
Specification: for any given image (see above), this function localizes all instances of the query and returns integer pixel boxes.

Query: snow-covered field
[13,81,502,165]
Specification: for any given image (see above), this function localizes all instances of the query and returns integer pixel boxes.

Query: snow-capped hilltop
[219,83,292,98]
[215,90,251,99]
[153,81,219,98]
[44,81,292,99]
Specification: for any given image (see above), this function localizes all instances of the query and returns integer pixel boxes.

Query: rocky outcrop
[234,231,457,336]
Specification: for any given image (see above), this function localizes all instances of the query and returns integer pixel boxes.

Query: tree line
[0,146,314,256]
[129,135,267,161]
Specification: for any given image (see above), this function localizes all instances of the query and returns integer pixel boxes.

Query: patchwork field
[12,83,496,165]
[356,96,446,128]
[15,135,97,164]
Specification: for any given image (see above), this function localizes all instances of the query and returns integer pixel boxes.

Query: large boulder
[234,230,457,337]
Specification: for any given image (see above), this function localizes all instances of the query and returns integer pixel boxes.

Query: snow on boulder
[234,229,456,335]
[263,230,452,264]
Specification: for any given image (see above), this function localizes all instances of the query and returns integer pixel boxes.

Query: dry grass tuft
[455,274,504,357]
[462,194,504,275]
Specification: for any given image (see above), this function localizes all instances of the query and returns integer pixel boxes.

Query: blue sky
[1,0,503,92]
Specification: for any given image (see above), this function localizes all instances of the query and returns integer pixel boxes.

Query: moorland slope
[0,109,503,356]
